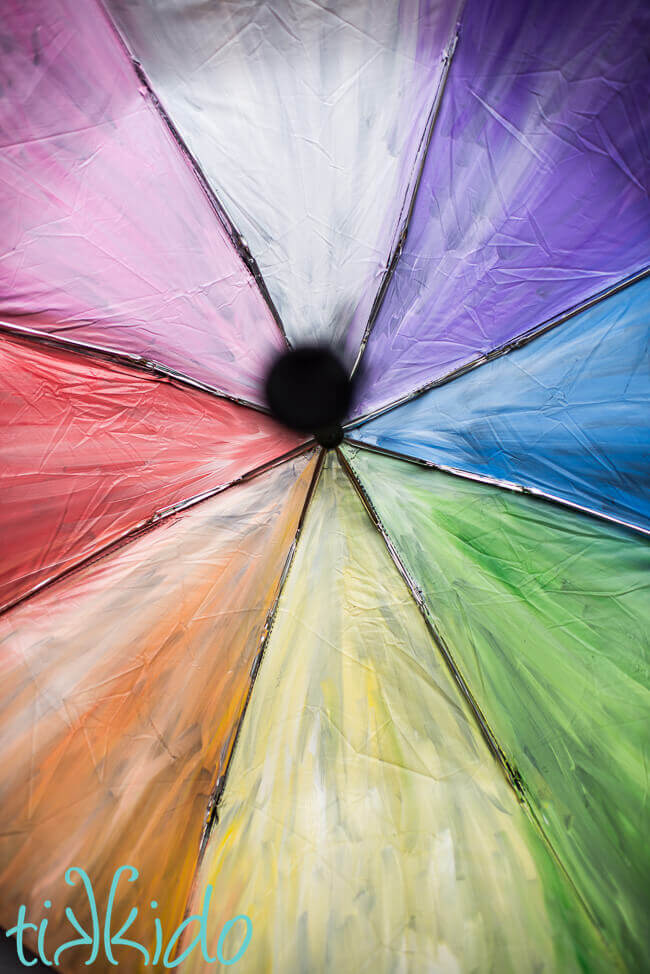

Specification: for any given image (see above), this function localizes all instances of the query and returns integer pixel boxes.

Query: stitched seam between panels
[343,437,650,539]
[94,0,291,349]
[0,442,316,618]
[0,321,273,415]
[335,443,626,972]
[350,19,464,380]
[346,264,650,428]
[336,445,520,785]
[173,448,327,950]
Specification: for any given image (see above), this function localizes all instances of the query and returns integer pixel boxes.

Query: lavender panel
[353,0,650,417]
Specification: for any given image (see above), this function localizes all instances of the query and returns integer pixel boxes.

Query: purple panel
[353,0,650,417]
[0,0,285,404]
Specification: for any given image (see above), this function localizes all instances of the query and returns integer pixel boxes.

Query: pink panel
[0,0,285,403]
[0,332,303,610]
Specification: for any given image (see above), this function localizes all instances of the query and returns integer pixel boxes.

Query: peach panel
[0,452,317,971]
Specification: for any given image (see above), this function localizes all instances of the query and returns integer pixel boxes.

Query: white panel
[106,0,459,359]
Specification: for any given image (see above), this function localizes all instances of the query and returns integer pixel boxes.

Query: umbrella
[1,0,648,971]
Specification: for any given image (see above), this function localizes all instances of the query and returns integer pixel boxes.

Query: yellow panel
[185,453,607,973]
[0,453,317,971]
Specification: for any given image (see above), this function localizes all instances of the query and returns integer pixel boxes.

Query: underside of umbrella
[0,0,648,972]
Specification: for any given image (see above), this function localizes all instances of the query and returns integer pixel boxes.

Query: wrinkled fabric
[352,276,650,533]
[0,0,285,402]
[0,0,648,970]
[106,0,461,361]
[186,453,607,974]
[345,445,650,972]
[0,453,317,970]
[0,333,303,610]
[353,0,650,416]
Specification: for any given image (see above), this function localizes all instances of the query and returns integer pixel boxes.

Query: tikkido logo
[6,866,252,968]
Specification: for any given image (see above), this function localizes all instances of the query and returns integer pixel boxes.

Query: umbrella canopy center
[265,346,350,447]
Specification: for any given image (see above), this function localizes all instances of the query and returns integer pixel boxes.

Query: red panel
[0,334,303,609]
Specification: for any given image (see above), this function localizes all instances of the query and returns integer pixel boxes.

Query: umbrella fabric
[0,0,648,972]
[352,0,650,416]
[185,453,609,973]
[0,0,284,400]
[0,453,318,958]
[105,0,463,359]
[0,334,303,609]
[350,274,650,532]
[344,445,650,970]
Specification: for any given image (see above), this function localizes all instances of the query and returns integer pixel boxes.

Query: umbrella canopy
[1,0,648,971]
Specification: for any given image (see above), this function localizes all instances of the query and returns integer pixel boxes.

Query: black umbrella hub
[265,346,351,448]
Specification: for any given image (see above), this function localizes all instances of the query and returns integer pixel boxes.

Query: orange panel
[0,452,317,970]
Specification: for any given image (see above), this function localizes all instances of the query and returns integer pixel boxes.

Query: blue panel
[352,276,650,532]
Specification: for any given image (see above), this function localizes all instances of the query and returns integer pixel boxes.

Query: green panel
[343,443,650,971]
[185,453,607,973]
